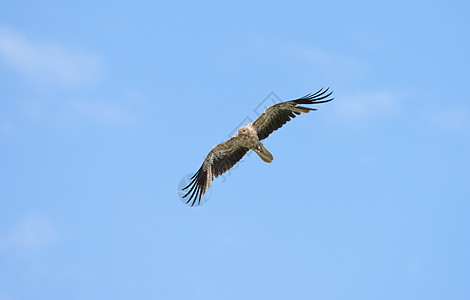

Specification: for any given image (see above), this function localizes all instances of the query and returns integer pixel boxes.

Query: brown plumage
[182,88,333,206]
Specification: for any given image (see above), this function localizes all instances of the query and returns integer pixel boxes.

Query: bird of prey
[182,88,333,206]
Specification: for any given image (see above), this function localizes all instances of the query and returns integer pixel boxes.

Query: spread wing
[182,136,249,207]
[251,88,333,140]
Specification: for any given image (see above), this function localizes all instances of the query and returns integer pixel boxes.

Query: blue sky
[1,0,469,299]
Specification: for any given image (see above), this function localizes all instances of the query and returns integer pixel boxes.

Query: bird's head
[237,127,248,136]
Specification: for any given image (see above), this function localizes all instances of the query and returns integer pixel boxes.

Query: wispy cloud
[327,90,401,128]
[5,213,57,253]
[335,91,400,118]
[0,27,101,87]
[426,106,470,133]
[0,121,14,135]
[18,97,139,126]
[406,255,424,283]
[0,293,12,300]
[0,27,141,128]
[63,99,137,125]
[282,42,365,78]
[291,44,364,72]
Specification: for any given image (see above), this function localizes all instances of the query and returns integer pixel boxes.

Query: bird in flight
[182,88,334,206]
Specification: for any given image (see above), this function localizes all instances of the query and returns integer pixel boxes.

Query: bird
[182,88,333,206]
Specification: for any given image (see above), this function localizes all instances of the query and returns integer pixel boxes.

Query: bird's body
[182,88,333,206]
[236,124,273,163]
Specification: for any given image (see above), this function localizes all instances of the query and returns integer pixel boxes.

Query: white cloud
[293,45,363,71]
[284,42,365,77]
[0,293,12,300]
[17,97,137,126]
[0,27,101,87]
[406,255,424,283]
[7,214,57,252]
[327,90,401,128]
[63,99,136,125]
[0,121,14,135]
[335,91,400,118]
[0,27,142,129]
[426,106,470,133]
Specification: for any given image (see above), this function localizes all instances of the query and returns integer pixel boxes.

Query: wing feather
[251,88,333,140]
[182,136,248,206]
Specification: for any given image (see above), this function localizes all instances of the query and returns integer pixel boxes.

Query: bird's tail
[254,143,273,163]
